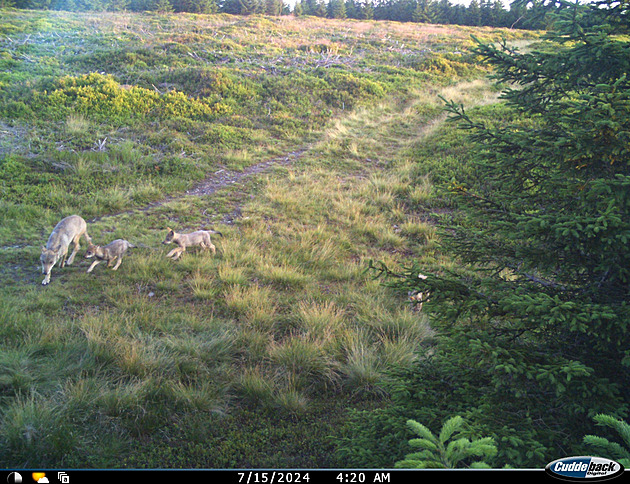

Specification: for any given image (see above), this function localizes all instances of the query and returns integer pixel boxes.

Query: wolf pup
[162,227,222,260]
[85,239,135,273]
[41,215,92,285]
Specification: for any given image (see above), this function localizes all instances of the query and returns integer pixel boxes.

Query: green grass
[0,9,537,468]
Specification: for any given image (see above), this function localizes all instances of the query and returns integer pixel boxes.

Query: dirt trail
[89,146,311,225]
[186,147,309,197]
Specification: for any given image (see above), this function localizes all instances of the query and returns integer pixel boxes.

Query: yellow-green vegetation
[0,9,536,467]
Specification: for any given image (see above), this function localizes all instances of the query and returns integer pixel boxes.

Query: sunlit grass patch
[222,148,252,171]
[377,332,420,368]
[272,386,310,415]
[188,269,219,300]
[269,335,340,391]
[339,330,387,398]
[304,235,346,268]
[223,283,278,331]
[237,366,275,406]
[259,261,309,289]
[64,113,91,135]
[398,219,437,246]
[407,174,434,207]
[164,329,236,370]
[293,299,346,341]
[124,250,181,284]
[169,380,231,414]
[352,218,407,250]
[94,378,167,437]
[217,263,249,286]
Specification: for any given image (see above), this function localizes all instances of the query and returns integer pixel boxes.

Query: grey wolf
[162,227,222,260]
[85,239,135,273]
[40,215,91,285]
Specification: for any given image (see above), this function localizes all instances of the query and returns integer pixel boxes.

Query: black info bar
[4,468,554,484]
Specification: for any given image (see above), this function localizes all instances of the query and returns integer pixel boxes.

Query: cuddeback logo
[545,456,625,481]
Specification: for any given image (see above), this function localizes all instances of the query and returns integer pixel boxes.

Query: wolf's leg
[42,272,51,285]
[201,234,212,252]
[173,247,185,260]
[166,248,179,258]
[107,256,118,268]
[112,257,123,270]
[86,260,100,273]
[209,243,216,255]
[67,235,81,265]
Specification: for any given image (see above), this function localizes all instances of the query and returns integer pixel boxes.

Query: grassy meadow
[0,9,536,468]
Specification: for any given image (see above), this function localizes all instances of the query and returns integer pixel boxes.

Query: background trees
[6,0,548,30]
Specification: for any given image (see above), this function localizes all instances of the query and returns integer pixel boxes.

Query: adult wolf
[40,215,91,285]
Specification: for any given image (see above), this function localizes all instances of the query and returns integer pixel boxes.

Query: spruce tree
[412,0,436,23]
[328,0,347,18]
[312,0,326,16]
[357,0,373,19]
[434,0,452,24]
[152,0,173,12]
[466,0,481,25]
[239,0,261,14]
[371,0,630,466]
[395,417,498,469]
[264,0,282,15]
[583,414,630,467]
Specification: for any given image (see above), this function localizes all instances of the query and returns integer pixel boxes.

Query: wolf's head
[40,247,58,275]
[163,228,175,245]
[85,244,98,259]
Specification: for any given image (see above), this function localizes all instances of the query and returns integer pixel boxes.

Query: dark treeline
[295,0,546,29]
[5,0,549,30]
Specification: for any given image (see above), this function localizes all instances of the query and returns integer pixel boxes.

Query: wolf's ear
[41,246,47,252]
[167,228,174,234]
